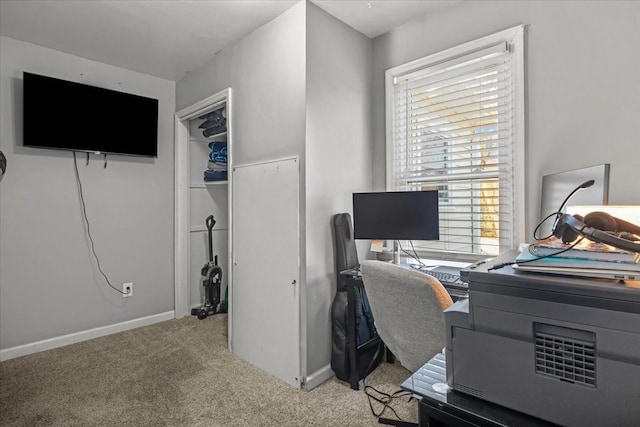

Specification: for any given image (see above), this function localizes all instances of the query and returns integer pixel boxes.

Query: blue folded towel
[208,141,228,163]
[204,169,228,181]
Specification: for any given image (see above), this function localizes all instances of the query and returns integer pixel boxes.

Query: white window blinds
[387,29,524,259]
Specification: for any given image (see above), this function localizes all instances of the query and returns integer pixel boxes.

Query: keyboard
[411,265,468,290]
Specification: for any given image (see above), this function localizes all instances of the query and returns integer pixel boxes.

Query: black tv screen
[352,191,439,240]
[23,72,158,157]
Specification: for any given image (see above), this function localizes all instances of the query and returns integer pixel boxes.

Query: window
[385,26,525,261]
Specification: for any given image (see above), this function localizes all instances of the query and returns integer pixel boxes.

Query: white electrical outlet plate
[122,282,133,298]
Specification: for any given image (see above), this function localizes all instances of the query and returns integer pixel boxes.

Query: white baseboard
[0,311,175,362]
[303,364,334,391]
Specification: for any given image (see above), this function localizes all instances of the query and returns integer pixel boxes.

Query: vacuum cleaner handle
[206,215,216,231]
[206,215,216,263]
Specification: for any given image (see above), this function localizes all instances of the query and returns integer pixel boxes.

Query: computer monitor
[538,164,610,237]
[352,191,439,241]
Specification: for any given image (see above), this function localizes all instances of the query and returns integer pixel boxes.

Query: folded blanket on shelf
[204,169,228,181]
[208,141,228,163]
[198,107,227,138]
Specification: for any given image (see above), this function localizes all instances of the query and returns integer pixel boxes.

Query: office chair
[360,260,453,374]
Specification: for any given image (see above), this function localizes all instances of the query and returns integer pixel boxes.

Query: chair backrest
[360,260,453,373]
[331,213,359,290]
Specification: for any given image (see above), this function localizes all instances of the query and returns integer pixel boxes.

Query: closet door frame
[174,88,233,348]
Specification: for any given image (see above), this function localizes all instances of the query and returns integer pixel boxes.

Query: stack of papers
[515,238,640,280]
[528,237,640,263]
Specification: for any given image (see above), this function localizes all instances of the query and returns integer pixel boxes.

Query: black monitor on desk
[352,191,470,294]
[352,190,439,241]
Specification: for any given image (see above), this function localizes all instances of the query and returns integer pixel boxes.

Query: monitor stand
[393,240,401,264]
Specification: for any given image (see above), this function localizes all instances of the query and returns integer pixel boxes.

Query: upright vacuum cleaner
[192,215,223,320]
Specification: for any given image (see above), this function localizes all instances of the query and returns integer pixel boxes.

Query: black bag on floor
[330,280,382,384]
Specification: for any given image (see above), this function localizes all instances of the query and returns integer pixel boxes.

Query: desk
[441,285,467,302]
[410,264,469,302]
[402,352,558,427]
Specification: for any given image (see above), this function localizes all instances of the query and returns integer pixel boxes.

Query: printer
[445,250,640,426]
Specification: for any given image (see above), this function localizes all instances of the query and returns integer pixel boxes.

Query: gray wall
[175,4,306,166]
[175,1,310,372]
[0,37,176,350]
[5,0,634,380]
[372,0,640,236]
[176,1,374,381]
[305,2,373,375]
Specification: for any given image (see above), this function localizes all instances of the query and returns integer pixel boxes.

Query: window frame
[384,25,526,262]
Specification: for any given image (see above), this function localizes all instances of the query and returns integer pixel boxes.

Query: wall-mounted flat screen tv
[352,191,440,241]
[23,72,159,157]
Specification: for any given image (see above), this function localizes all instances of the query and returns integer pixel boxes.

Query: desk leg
[419,397,482,427]
[386,348,396,364]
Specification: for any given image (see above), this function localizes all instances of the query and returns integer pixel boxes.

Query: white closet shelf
[190,181,228,188]
[190,226,229,233]
[189,132,228,143]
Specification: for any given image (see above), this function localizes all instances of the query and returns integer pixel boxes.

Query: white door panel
[232,157,300,387]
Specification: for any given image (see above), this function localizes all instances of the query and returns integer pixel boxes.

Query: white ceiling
[0,0,460,82]
[312,0,460,38]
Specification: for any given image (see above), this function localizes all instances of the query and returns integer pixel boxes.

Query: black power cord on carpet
[364,383,415,423]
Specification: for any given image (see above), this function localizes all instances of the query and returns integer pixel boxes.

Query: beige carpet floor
[0,314,418,426]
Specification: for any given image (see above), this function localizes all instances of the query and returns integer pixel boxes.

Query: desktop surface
[468,250,640,310]
[403,352,558,427]
[409,264,468,290]
[343,263,469,300]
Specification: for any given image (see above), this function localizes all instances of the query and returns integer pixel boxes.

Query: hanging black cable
[396,240,438,269]
[396,240,422,264]
[73,151,124,294]
[489,237,584,270]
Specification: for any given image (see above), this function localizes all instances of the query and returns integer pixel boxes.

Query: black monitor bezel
[352,190,439,241]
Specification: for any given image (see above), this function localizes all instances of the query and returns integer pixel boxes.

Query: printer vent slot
[534,323,596,387]
[454,383,483,398]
